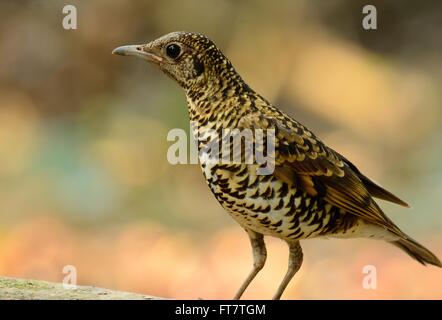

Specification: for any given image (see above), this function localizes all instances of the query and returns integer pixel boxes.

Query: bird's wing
[336,152,409,207]
[238,108,405,236]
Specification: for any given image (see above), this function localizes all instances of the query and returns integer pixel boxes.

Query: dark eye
[165,44,181,59]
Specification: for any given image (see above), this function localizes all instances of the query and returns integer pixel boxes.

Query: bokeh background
[0,0,441,299]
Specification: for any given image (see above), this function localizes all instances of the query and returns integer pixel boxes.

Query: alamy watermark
[62,264,77,289]
[62,5,77,30]
[362,264,377,290]
[362,5,377,30]
[167,126,276,175]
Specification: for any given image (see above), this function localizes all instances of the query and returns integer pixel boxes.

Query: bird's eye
[165,44,181,59]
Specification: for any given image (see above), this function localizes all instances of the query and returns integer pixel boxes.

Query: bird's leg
[272,241,303,300]
[233,229,267,300]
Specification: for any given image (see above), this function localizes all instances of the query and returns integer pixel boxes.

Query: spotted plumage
[113,31,441,299]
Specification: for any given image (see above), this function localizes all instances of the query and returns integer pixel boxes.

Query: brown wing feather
[337,154,410,208]
[360,174,410,208]
[239,105,407,237]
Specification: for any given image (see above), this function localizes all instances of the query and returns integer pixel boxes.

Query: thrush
[113,31,441,299]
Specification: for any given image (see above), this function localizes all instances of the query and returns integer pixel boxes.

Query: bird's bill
[112,45,163,63]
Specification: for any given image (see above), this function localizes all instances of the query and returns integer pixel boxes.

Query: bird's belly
[201,162,353,240]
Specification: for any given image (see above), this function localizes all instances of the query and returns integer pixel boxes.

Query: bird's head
[113,31,243,92]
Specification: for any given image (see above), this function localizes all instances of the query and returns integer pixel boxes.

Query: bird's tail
[389,236,442,267]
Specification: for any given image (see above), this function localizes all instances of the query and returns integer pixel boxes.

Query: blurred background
[0,0,441,299]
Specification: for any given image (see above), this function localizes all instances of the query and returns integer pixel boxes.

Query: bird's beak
[112,44,163,63]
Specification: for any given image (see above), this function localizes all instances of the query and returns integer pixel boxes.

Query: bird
[112,31,441,299]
